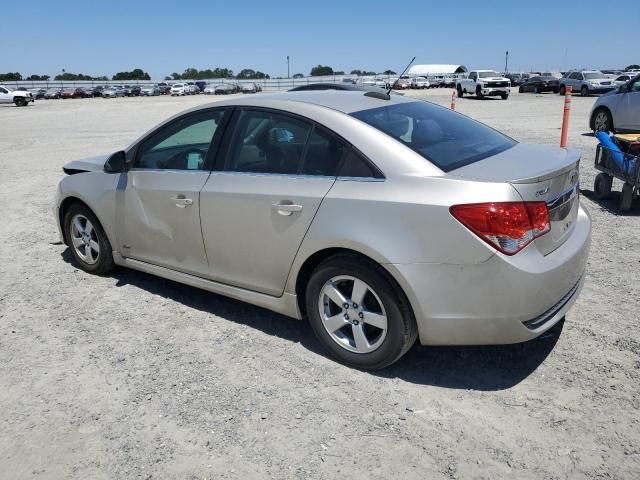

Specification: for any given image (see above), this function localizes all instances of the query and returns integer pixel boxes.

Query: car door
[0,86,10,103]
[200,108,346,296]
[116,108,230,277]
[617,77,640,130]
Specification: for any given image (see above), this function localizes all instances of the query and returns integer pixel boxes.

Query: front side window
[226,109,312,174]
[351,101,516,172]
[135,109,226,170]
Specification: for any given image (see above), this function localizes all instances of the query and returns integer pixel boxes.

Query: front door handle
[172,195,193,208]
[272,202,303,216]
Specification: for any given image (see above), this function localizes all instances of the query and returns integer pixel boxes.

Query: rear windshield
[351,101,516,172]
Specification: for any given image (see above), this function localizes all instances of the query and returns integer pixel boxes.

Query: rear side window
[351,101,516,172]
[339,149,381,178]
[226,109,312,174]
[300,127,346,176]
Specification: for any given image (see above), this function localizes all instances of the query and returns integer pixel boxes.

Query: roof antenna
[387,56,415,96]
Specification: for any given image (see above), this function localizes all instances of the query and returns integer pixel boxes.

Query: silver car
[589,74,640,132]
[54,91,591,369]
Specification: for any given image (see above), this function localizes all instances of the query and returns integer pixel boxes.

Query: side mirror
[104,150,126,173]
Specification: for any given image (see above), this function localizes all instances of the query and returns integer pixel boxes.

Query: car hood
[447,143,580,183]
[63,154,109,173]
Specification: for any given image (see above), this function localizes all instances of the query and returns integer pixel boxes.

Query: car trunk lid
[448,144,580,255]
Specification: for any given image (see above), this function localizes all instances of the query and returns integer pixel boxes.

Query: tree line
[1,64,407,83]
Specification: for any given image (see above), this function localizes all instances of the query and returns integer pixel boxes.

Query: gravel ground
[1,89,639,480]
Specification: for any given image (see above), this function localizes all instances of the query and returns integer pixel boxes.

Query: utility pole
[287,56,290,79]
[504,51,509,73]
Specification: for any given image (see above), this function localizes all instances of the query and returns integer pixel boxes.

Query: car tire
[592,107,613,132]
[457,85,463,98]
[305,254,417,370]
[559,85,566,96]
[501,93,509,100]
[534,86,540,94]
[476,86,484,99]
[14,97,27,107]
[581,85,589,97]
[620,183,634,211]
[593,173,613,200]
[518,86,524,93]
[64,203,116,275]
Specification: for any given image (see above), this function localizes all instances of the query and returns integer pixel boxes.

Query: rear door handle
[172,195,193,208]
[272,202,303,216]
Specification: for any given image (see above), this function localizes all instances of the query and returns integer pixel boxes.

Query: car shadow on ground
[61,249,563,391]
[580,189,640,216]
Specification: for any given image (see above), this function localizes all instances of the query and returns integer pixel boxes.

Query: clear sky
[2,0,637,79]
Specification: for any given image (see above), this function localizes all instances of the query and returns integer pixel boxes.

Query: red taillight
[450,202,550,255]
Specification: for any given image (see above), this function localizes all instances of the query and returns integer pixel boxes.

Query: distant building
[407,64,468,76]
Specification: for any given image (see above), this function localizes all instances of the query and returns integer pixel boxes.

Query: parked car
[426,75,444,87]
[613,74,636,87]
[518,76,560,94]
[44,88,62,99]
[241,82,259,94]
[157,82,171,95]
[442,75,458,88]
[60,88,78,99]
[195,81,207,93]
[457,70,510,99]
[185,82,199,95]
[54,91,590,369]
[29,88,47,99]
[203,84,216,95]
[559,70,616,97]
[410,77,430,89]
[506,73,527,86]
[128,85,141,96]
[214,83,237,95]
[0,85,34,106]
[170,83,187,96]
[91,86,105,97]
[392,78,412,90]
[140,85,160,96]
[102,87,125,98]
[589,74,640,133]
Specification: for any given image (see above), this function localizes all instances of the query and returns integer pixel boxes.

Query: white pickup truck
[456,70,511,99]
[0,85,34,106]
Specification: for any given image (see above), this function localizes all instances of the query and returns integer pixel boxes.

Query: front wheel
[518,86,523,93]
[592,108,613,132]
[64,203,115,275]
[581,85,589,97]
[620,183,634,211]
[501,93,509,100]
[305,254,417,369]
[476,86,484,99]
[456,85,463,98]
[14,97,27,107]
[559,85,566,96]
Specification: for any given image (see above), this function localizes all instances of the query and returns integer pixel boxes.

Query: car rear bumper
[387,203,591,345]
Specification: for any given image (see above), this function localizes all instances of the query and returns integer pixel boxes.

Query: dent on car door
[200,108,346,296]
[117,108,229,276]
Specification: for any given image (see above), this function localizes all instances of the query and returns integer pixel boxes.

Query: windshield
[478,71,500,78]
[173,84,184,87]
[351,101,516,172]
[584,72,604,79]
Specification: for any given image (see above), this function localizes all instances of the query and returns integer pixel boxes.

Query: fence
[1,74,395,91]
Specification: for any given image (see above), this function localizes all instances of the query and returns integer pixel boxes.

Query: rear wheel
[594,173,613,199]
[620,183,634,211]
[64,203,115,274]
[305,254,417,369]
[534,86,540,94]
[457,85,463,98]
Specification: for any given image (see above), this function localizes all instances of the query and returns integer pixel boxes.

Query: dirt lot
[1,89,639,480]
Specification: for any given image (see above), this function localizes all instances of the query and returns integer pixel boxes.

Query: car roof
[198,90,416,115]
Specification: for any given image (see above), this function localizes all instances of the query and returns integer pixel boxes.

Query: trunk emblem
[535,186,550,197]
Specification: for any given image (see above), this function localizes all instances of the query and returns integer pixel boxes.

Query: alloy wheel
[70,214,100,265]
[318,275,388,354]
[594,111,609,131]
